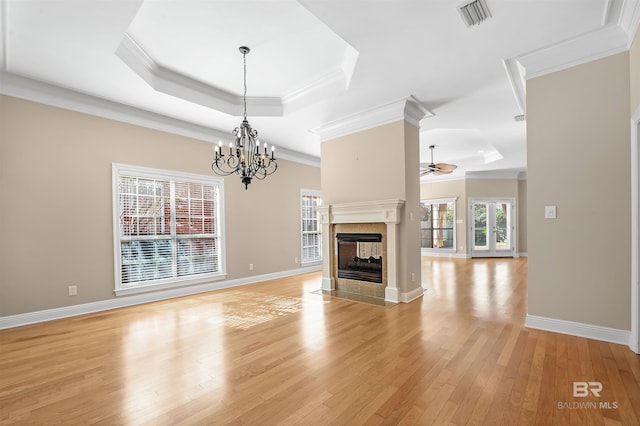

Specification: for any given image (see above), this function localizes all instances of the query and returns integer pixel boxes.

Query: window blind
[113,164,224,293]
[301,192,322,263]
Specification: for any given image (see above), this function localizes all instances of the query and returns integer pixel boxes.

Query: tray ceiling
[1,0,638,178]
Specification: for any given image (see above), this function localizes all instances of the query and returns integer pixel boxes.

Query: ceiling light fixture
[212,46,277,189]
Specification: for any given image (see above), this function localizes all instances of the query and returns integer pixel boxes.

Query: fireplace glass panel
[336,233,383,284]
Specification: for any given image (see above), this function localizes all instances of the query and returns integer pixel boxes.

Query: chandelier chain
[243,49,247,120]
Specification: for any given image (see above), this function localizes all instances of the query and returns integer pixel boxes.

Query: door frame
[631,105,640,354]
[469,197,517,258]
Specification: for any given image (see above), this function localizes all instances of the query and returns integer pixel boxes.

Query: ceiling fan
[420,145,458,176]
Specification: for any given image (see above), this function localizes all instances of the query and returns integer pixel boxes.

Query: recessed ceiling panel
[126,0,352,98]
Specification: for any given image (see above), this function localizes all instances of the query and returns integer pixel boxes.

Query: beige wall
[465,178,518,198]
[518,179,528,254]
[0,95,320,316]
[321,120,422,296]
[420,177,527,255]
[321,121,407,205]
[527,52,631,330]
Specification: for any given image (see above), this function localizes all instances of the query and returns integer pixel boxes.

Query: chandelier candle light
[211,46,277,189]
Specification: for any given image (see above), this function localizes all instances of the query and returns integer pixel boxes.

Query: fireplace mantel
[317,199,404,302]
[320,199,404,225]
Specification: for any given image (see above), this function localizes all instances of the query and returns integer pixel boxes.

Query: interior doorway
[470,198,516,258]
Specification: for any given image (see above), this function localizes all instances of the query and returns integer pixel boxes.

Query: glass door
[470,198,516,257]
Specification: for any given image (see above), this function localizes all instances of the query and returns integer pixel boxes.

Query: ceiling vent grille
[458,0,492,27]
[514,114,526,122]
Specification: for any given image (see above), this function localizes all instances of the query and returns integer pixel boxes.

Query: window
[300,190,322,264]
[112,164,225,295]
[420,198,456,250]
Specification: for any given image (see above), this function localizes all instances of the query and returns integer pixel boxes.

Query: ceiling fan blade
[434,163,457,172]
[434,169,454,175]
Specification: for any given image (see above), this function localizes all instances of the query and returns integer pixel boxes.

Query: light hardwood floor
[1,257,639,425]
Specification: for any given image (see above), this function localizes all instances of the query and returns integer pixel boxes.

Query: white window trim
[112,163,226,296]
[421,197,457,253]
[300,189,322,266]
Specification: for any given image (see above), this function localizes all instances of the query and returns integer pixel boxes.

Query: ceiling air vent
[514,114,526,122]
[458,0,492,27]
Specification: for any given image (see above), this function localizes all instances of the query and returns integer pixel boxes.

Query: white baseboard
[525,314,630,346]
[421,252,528,259]
[0,265,322,330]
[421,251,470,259]
[400,286,425,303]
[631,332,639,354]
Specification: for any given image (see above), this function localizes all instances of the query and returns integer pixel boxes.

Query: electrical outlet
[294,257,299,264]
[249,263,254,271]
[68,285,77,296]
[411,272,415,282]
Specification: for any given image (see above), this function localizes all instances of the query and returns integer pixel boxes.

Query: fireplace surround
[317,199,404,302]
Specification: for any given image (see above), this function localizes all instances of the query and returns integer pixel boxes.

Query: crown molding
[116,33,283,117]
[0,71,320,167]
[116,32,357,118]
[1,70,230,140]
[502,0,638,110]
[502,58,526,114]
[404,95,434,127]
[511,0,639,81]
[281,68,347,114]
[282,44,358,114]
[310,95,434,142]
[517,24,630,80]
[621,0,640,45]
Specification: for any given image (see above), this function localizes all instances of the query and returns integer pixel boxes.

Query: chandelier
[211,46,277,189]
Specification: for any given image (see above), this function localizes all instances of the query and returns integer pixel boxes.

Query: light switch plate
[545,205,557,219]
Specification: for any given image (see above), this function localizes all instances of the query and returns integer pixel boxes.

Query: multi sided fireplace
[336,233,383,284]
[318,200,405,302]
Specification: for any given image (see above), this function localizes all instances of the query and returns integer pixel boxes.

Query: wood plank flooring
[1,257,639,425]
